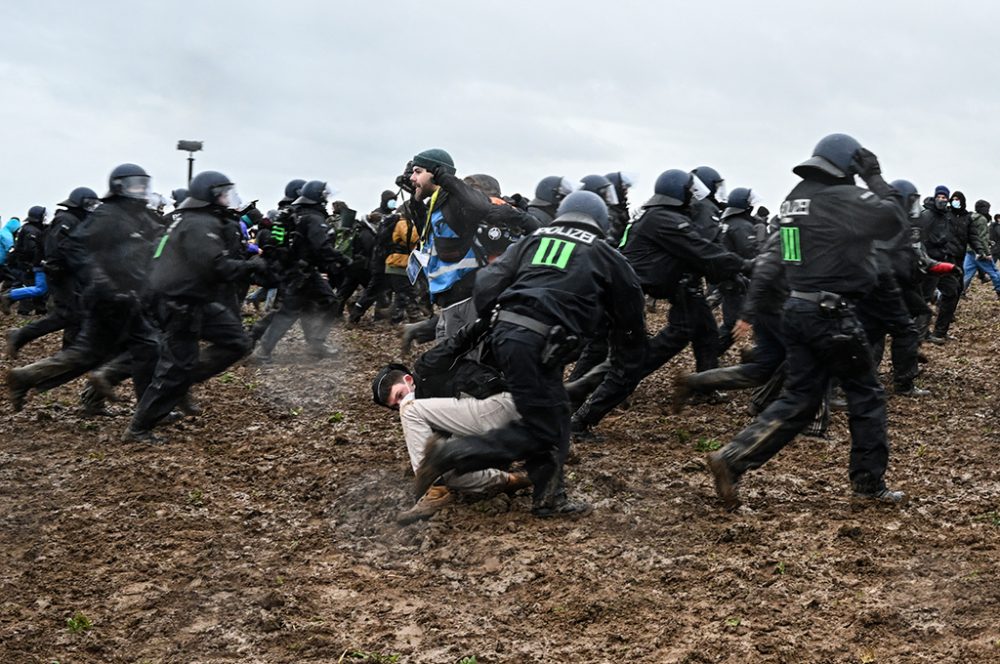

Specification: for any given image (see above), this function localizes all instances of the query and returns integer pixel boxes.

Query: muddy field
[1,286,999,664]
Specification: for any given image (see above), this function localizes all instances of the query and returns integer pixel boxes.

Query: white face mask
[951,199,962,209]
[386,199,397,210]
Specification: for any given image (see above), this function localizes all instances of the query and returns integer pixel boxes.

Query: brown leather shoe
[504,470,532,494]
[396,485,455,525]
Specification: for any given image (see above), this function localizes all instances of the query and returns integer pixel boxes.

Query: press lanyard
[421,187,441,245]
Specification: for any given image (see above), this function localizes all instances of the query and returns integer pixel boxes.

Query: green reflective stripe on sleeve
[153,234,169,259]
[781,226,801,263]
[531,237,576,269]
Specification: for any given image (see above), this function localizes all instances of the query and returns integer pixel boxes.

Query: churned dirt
[1,287,999,664]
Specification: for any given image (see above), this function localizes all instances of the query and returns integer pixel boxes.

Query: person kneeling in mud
[373,361,531,525]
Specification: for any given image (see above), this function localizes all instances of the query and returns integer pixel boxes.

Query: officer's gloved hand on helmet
[851,148,881,180]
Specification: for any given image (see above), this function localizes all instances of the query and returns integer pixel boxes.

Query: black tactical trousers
[857,274,920,390]
[434,323,570,506]
[687,311,786,392]
[16,296,158,398]
[567,317,610,382]
[645,286,720,374]
[717,298,890,494]
[131,299,250,432]
[257,271,339,354]
[933,270,963,337]
[10,278,81,353]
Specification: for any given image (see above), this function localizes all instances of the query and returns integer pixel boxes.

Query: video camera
[395,160,415,194]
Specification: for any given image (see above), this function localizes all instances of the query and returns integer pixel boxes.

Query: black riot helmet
[27,206,47,223]
[890,179,922,218]
[179,171,239,209]
[793,133,862,180]
[280,178,307,204]
[555,190,609,236]
[605,172,634,204]
[691,166,726,202]
[104,163,151,200]
[171,188,189,205]
[646,169,707,208]
[532,175,576,206]
[293,180,333,206]
[579,174,619,206]
[721,187,759,219]
[59,186,100,210]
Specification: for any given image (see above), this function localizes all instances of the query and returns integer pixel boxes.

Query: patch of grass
[675,429,692,444]
[915,444,928,457]
[187,489,205,507]
[774,561,786,575]
[974,511,1000,527]
[327,411,344,424]
[693,437,722,453]
[457,657,478,664]
[724,617,741,627]
[66,611,92,633]
[290,407,302,417]
[858,647,876,663]
[218,372,235,384]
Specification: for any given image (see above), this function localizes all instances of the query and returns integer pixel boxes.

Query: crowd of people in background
[2,136,995,521]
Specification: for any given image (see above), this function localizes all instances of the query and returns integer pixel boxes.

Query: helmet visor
[690,174,711,201]
[83,198,101,212]
[119,175,152,200]
[323,183,339,202]
[714,180,729,204]
[215,185,243,210]
[909,195,922,218]
[601,185,620,206]
[556,177,577,201]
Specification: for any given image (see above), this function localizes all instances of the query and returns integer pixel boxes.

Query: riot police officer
[6,164,161,412]
[413,191,646,517]
[708,134,907,510]
[5,187,99,358]
[252,179,347,361]
[125,171,265,442]
[571,169,748,440]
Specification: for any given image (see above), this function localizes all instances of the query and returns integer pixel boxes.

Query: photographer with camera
[404,149,494,341]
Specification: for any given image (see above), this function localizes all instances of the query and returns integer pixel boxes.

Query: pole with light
[176,140,204,186]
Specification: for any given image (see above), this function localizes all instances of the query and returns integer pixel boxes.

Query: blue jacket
[0,218,21,266]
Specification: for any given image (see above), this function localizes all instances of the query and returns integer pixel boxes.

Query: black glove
[740,258,755,275]
[851,148,881,180]
[430,163,451,184]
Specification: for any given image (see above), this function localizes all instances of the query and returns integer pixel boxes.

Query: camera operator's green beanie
[413,148,456,175]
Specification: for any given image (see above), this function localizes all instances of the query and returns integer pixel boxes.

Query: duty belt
[494,310,552,336]
[790,290,842,303]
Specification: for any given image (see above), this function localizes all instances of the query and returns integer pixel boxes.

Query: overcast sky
[2,0,999,220]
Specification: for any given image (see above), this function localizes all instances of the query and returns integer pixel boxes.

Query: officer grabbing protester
[412,191,646,518]
[708,133,908,510]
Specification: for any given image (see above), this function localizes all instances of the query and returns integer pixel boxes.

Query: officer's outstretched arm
[472,242,521,315]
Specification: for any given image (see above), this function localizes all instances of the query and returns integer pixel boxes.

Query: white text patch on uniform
[779,199,811,217]
[859,191,874,200]
[535,225,597,245]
